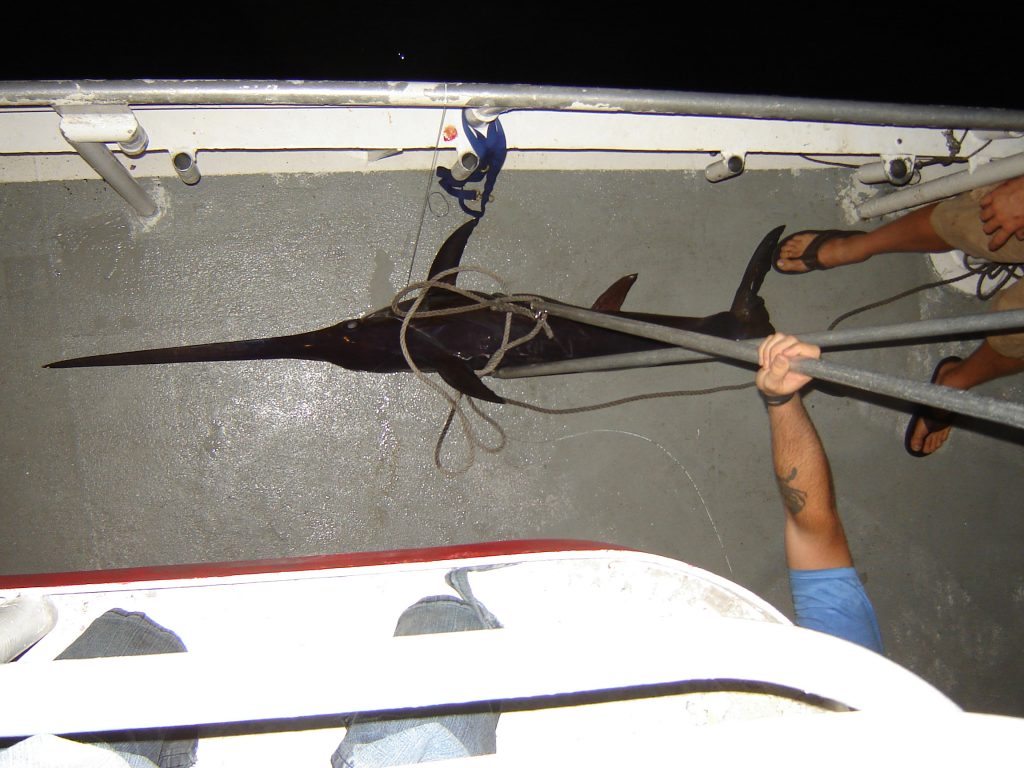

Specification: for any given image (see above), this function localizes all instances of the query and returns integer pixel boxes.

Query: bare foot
[907,357,963,455]
[775,231,869,273]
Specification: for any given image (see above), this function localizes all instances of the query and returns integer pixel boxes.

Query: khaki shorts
[931,183,1024,358]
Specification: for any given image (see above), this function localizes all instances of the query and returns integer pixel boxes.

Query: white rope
[392,267,552,475]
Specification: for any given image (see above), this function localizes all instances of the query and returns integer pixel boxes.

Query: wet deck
[1,168,1022,715]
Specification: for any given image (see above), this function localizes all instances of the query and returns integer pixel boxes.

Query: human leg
[331,595,500,768]
[55,609,197,768]
[906,271,1024,456]
[933,182,1024,263]
[906,339,1024,456]
[0,609,196,767]
[775,204,949,273]
[777,178,1024,274]
[899,187,1024,455]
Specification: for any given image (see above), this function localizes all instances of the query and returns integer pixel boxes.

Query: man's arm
[757,334,853,570]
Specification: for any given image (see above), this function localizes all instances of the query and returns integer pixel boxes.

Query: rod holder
[448,151,480,182]
[705,153,745,183]
[0,596,57,663]
[856,156,916,186]
[857,152,1024,219]
[172,151,201,185]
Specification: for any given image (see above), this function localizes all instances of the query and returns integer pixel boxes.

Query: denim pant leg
[331,596,500,767]
[55,609,198,768]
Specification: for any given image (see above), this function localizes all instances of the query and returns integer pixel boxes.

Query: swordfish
[46,220,784,404]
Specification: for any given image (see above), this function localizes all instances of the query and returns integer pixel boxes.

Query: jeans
[331,568,502,767]
[2,569,501,768]
[0,608,197,768]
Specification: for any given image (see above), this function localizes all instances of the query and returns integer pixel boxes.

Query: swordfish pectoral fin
[591,274,638,311]
[434,357,506,404]
[426,218,480,286]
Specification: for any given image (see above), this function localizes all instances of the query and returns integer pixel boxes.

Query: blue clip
[436,113,507,219]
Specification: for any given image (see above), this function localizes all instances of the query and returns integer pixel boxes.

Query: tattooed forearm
[775,466,806,516]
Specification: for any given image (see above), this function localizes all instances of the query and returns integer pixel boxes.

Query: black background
[2,8,1017,110]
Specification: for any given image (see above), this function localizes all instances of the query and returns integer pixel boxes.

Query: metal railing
[2,80,1024,130]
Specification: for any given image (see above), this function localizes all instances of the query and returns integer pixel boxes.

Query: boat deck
[1,163,1022,715]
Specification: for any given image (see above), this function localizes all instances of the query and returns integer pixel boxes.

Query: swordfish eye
[341,318,359,344]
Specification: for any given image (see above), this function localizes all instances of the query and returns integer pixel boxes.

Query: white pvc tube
[705,153,745,182]
[857,153,1024,218]
[0,596,57,663]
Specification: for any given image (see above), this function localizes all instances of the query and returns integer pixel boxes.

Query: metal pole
[67,140,157,216]
[804,309,1024,348]
[495,309,1024,379]
[527,302,1024,431]
[495,348,715,377]
[3,80,1024,130]
[857,153,1024,218]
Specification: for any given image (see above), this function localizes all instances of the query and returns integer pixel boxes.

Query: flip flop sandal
[904,355,963,458]
[773,230,866,275]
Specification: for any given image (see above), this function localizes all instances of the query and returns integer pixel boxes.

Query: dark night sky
[3,9,1018,111]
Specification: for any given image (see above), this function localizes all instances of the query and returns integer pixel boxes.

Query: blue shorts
[789,567,884,653]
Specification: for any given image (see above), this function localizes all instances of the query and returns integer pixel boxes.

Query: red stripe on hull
[0,539,627,590]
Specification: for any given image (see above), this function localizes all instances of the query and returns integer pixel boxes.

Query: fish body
[47,220,784,404]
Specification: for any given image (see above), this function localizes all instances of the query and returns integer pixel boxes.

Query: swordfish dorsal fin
[729,225,785,320]
[591,274,638,311]
[426,218,480,285]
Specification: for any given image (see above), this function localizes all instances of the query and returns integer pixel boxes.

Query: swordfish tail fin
[728,225,785,330]
[44,326,349,369]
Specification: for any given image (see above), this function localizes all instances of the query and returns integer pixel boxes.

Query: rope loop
[395,266,554,475]
[395,266,753,475]
[961,255,1024,301]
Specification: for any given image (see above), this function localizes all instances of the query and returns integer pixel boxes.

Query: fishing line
[503,427,733,574]
[828,253,1023,330]
[407,83,450,286]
